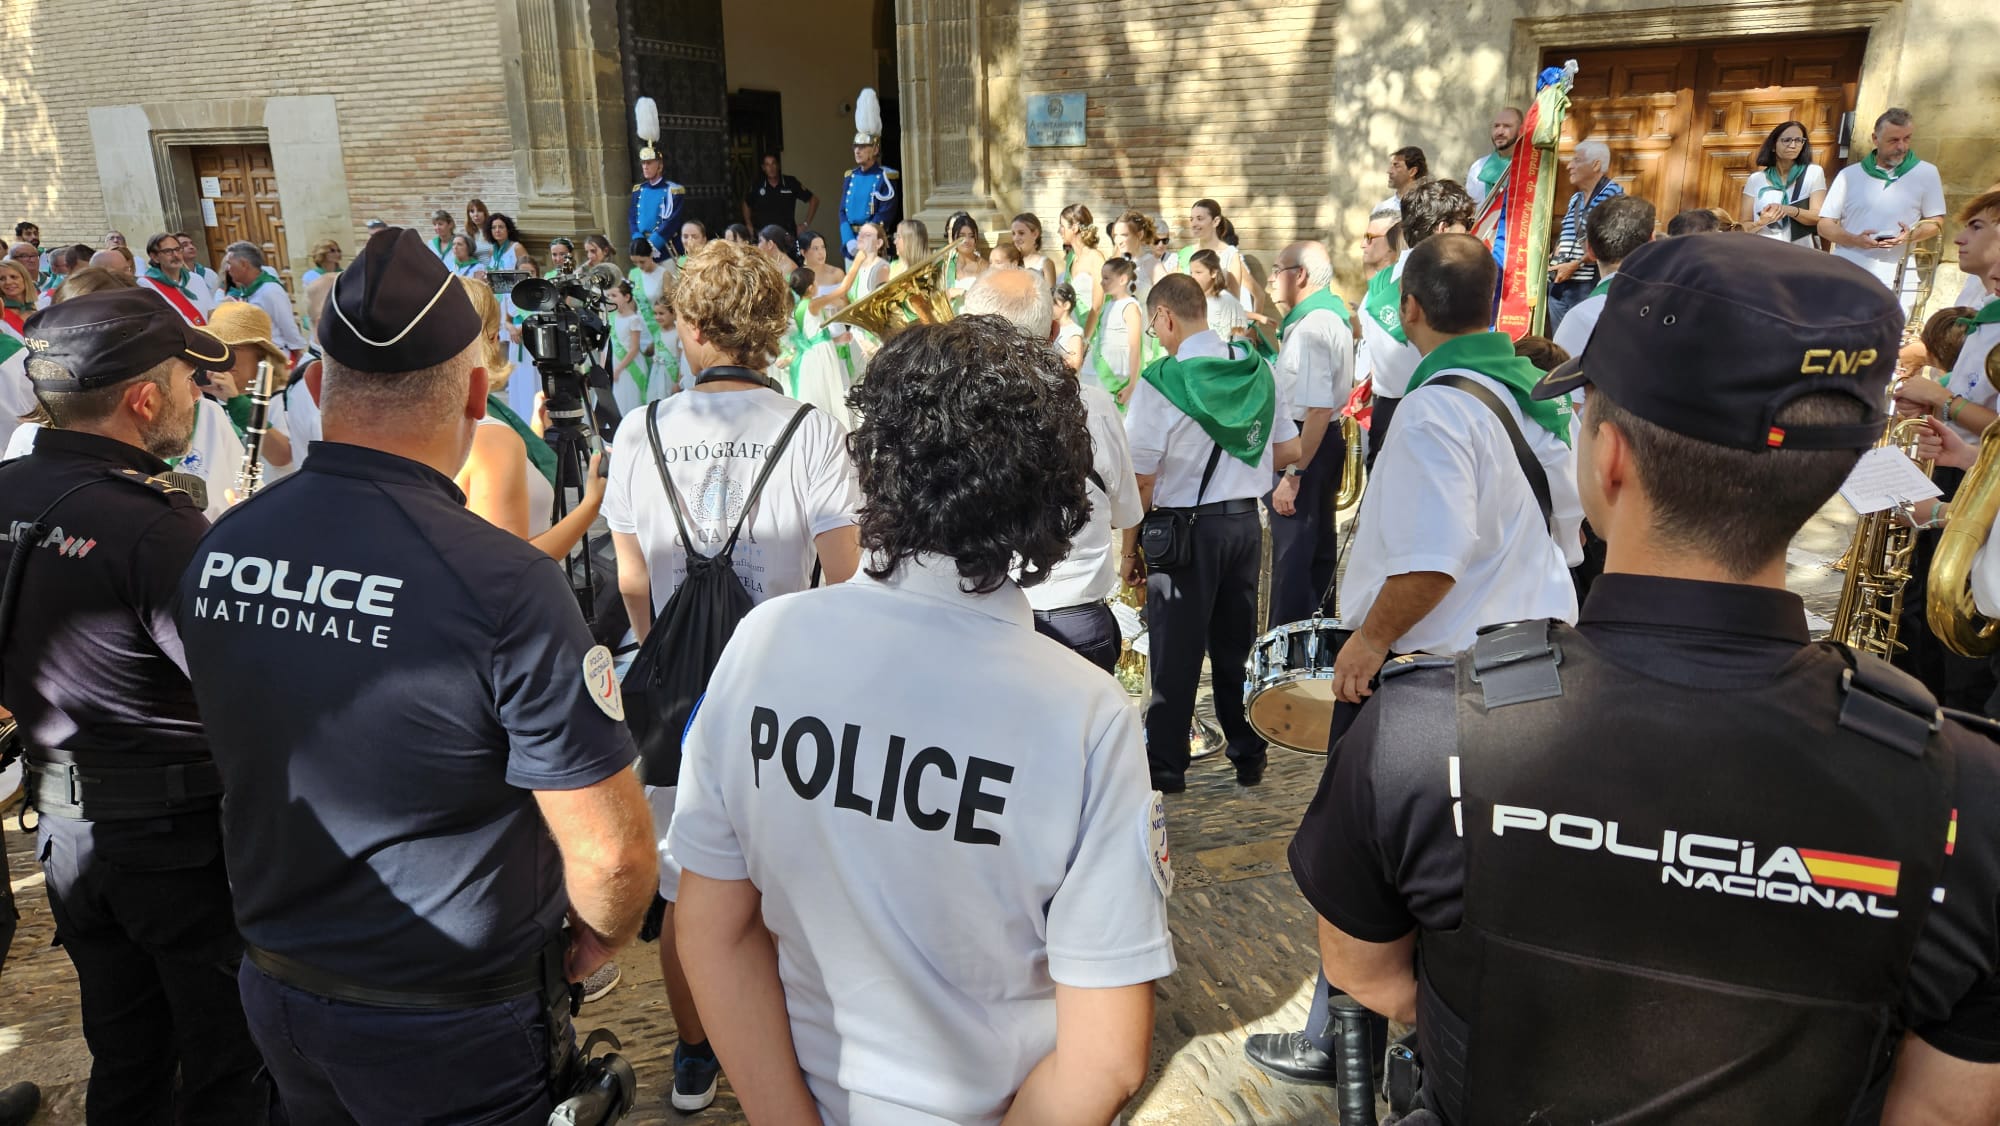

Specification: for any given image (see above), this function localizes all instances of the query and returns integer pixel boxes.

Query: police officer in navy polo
[1291,235,2000,1123]
[840,87,901,262]
[0,289,266,1124]
[177,227,657,1125]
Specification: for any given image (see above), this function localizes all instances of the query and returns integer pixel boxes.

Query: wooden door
[1546,35,1862,223]
[194,145,291,292]
[618,0,732,237]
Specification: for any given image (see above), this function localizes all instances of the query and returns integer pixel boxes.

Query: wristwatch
[1282,465,1303,479]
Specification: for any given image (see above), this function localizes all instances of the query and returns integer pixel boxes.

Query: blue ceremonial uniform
[176,441,637,1124]
[840,162,901,259]
[630,176,687,259]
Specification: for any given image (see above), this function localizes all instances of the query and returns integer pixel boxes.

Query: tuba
[1927,347,2000,657]
[1334,415,1366,510]
[1831,416,1934,657]
[832,245,957,340]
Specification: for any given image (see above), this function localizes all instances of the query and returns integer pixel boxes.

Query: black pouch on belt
[1140,444,1224,572]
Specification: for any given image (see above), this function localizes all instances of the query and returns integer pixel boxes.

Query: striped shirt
[1553,178,1624,287]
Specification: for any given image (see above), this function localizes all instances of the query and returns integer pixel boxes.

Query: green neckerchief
[2,298,32,321]
[222,394,252,438]
[1139,350,1277,467]
[143,265,196,297]
[1362,264,1407,345]
[1280,286,1351,339]
[429,236,451,258]
[489,241,517,269]
[1477,151,1511,193]
[1958,303,2000,330]
[1177,245,1197,272]
[1589,274,1614,299]
[1860,150,1919,183]
[0,333,24,364]
[487,393,558,486]
[1407,330,1570,446]
[1765,162,1806,193]
[228,270,281,299]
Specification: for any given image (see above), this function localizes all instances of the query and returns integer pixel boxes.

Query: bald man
[88,249,134,277]
[965,266,1143,672]
[1467,107,1524,207]
[1265,240,1353,626]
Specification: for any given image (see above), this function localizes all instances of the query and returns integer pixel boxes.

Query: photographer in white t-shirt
[603,238,860,1112]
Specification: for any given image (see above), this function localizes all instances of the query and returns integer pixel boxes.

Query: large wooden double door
[1545,34,1865,222]
[194,145,291,291]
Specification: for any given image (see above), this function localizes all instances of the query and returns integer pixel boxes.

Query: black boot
[0,1081,40,1126]
[1244,1031,1340,1085]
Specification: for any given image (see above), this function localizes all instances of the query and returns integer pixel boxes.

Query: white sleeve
[1820,169,1850,221]
[1089,396,1143,530]
[801,413,861,538]
[1807,164,1828,198]
[1123,380,1172,475]
[601,412,643,534]
[1975,532,2000,620]
[1467,159,1488,204]
[1921,166,1947,219]
[1552,303,1593,360]
[1043,701,1176,988]
[1367,398,1483,579]
[664,648,751,882]
[1291,315,1345,411]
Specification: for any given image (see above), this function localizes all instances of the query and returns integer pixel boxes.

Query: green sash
[1090,298,1126,396]
[628,267,667,341]
[1860,150,1919,183]
[1361,264,1407,345]
[1280,286,1351,339]
[228,270,282,299]
[788,327,832,397]
[1177,245,1196,272]
[1407,331,1570,445]
[1139,351,1277,467]
[487,394,558,486]
[222,395,252,440]
[1477,153,1510,194]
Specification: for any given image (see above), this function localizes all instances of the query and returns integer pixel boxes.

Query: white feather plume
[635,97,660,144]
[855,88,882,138]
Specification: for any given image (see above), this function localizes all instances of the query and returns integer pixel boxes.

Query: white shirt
[1741,163,1828,243]
[1551,273,1613,361]
[603,383,859,609]
[1362,250,1421,400]
[270,376,321,480]
[0,349,32,454]
[1273,298,1351,421]
[1022,384,1141,611]
[1946,323,2000,445]
[7,397,245,521]
[234,280,309,353]
[668,554,1175,1126]
[1205,291,1247,340]
[1820,160,1947,285]
[1956,277,1994,311]
[1341,365,1582,653]
[1124,330,1299,507]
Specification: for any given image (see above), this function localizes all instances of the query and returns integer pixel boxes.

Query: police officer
[1291,235,2000,1122]
[840,88,901,262]
[669,316,1173,1124]
[629,123,687,261]
[176,227,657,1124]
[1124,274,1300,791]
[0,289,265,1123]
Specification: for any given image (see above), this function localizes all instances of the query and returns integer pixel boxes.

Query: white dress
[1206,291,1248,341]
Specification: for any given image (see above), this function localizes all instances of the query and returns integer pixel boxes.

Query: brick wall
[0,0,517,249]
[1016,2,1340,273]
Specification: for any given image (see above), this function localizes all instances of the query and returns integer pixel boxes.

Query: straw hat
[206,300,289,371]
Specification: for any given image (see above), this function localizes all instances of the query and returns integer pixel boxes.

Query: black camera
[503,267,620,443]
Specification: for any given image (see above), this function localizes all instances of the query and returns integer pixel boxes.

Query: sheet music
[1838,446,1942,515]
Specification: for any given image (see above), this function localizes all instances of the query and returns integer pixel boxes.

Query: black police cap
[19,288,235,391]
[1533,234,1899,451]
[319,226,482,374]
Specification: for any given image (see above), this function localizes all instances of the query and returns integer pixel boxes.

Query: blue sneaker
[671,1041,721,1112]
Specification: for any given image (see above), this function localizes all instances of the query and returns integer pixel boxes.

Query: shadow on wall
[0,2,63,223]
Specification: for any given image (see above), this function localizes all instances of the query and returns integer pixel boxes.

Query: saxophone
[1830,417,1935,657]
[234,360,277,501]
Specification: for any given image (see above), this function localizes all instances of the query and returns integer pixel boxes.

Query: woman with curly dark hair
[671,313,1173,1126]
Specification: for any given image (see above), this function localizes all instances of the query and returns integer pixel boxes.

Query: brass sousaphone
[831,245,957,340]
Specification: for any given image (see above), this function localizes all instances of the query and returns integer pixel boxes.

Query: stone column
[497,0,628,248]
[896,0,1023,231]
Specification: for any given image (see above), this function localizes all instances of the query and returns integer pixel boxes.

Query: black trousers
[1268,438,1345,628]
[37,813,266,1125]
[1306,688,1389,1056]
[1366,395,1401,473]
[1146,509,1265,781]
[1034,601,1122,674]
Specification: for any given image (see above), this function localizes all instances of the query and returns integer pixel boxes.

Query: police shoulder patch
[583,645,624,722]
[1143,790,1173,898]
[111,467,191,501]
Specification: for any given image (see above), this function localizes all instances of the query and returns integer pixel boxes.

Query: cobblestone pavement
[0,501,1859,1125]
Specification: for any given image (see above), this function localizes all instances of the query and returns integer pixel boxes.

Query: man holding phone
[1818,108,1947,295]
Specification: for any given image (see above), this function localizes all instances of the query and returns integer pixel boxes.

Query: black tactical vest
[1417,620,1956,1124]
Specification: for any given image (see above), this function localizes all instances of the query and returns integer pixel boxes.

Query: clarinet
[235,360,277,501]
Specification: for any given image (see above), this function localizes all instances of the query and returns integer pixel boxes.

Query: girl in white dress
[486,214,523,272]
[1010,212,1059,293]
[1171,198,1252,305]
[607,281,652,417]
[1088,258,1148,406]
[1110,211,1163,300]
[1058,204,1106,337]
[465,199,495,259]
[1050,284,1085,373]
[802,232,845,307]
[1742,120,1829,246]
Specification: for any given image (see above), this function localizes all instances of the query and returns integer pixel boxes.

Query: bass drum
[1245,618,1350,754]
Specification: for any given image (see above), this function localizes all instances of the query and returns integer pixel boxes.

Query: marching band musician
[1360,181,1475,463]
[1265,240,1352,627]
[1124,274,1301,792]
[1293,234,2000,1125]
[1817,108,1948,295]
[1245,233,1583,1088]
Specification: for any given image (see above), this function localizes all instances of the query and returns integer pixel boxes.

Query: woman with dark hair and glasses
[670,314,1172,1126]
[1743,120,1828,246]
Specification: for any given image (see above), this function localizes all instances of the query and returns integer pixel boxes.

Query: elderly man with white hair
[1264,240,1353,625]
[221,240,308,358]
[1545,136,1623,333]
[966,265,1143,672]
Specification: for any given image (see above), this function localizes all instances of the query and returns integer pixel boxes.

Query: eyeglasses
[1778,135,1807,145]
[1144,306,1166,338]
[1153,238,1170,247]
[1274,263,1305,275]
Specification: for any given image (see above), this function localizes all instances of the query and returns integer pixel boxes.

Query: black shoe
[0,1081,40,1126]
[1235,763,1265,787]
[1151,773,1186,795]
[1245,1031,1340,1086]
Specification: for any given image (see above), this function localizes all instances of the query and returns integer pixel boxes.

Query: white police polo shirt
[1341,366,1582,653]
[669,552,1175,1126]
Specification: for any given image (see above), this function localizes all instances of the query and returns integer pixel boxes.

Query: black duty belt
[28,759,223,821]
[246,930,567,1011]
[1161,497,1259,518]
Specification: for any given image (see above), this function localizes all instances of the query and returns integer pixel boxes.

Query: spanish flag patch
[1766,427,1787,448]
